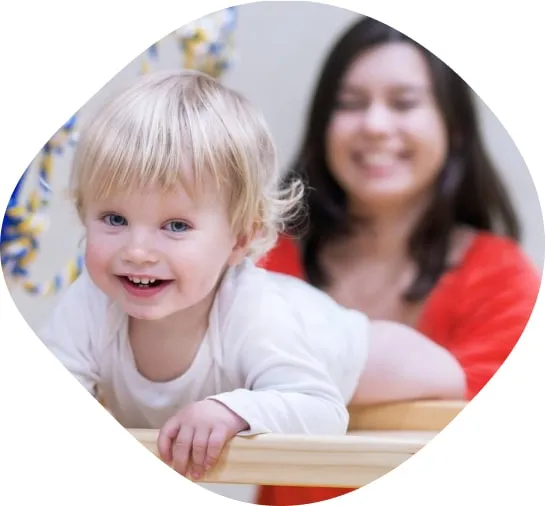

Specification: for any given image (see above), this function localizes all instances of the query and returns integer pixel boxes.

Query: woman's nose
[358,103,395,137]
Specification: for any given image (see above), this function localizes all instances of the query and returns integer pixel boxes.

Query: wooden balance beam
[129,400,467,488]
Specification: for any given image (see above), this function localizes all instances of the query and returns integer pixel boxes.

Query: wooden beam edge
[348,400,467,431]
[130,429,436,487]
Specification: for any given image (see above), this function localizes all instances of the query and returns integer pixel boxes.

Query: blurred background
[2,1,543,502]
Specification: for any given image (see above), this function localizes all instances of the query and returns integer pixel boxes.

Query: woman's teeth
[359,153,397,166]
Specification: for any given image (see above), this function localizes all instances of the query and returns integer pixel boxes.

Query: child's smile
[117,274,174,299]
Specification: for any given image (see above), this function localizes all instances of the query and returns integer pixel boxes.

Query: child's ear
[227,234,252,266]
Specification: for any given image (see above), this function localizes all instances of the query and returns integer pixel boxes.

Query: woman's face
[325,41,448,212]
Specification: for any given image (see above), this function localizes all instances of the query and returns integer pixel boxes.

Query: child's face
[82,183,246,321]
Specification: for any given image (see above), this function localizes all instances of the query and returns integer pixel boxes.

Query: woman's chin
[354,181,418,206]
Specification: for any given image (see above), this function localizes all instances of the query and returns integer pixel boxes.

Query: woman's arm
[351,320,466,405]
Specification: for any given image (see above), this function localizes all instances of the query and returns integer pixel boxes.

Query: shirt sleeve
[449,240,541,399]
[37,271,104,397]
[207,293,350,437]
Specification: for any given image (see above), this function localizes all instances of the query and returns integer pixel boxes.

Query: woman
[256,15,541,506]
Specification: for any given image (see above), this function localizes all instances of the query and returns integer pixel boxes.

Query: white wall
[4,2,543,503]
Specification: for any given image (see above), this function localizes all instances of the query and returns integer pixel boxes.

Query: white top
[38,259,369,436]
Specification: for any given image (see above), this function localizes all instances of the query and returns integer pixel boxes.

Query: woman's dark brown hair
[285,15,520,302]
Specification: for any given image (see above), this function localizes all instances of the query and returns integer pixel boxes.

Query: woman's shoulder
[442,227,542,304]
[419,227,541,359]
[457,228,540,278]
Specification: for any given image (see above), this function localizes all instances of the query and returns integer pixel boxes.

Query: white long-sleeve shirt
[38,259,369,436]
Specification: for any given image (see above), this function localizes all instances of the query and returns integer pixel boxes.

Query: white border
[1,1,543,504]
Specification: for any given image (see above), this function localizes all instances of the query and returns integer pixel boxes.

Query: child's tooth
[127,276,156,285]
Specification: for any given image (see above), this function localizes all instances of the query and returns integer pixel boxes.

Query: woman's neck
[342,197,430,262]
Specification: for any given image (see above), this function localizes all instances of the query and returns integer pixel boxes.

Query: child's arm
[206,317,350,437]
[157,312,350,478]
[350,320,466,405]
[37,271,102,397]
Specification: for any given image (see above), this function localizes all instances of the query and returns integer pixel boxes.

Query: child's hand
[157,399,249,479]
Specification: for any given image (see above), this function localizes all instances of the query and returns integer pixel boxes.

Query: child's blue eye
[164,220,189,233]
[103,213,127,226]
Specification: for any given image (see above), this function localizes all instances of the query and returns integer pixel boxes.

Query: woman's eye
[103,213,127,226]
[164,220,189,233]
[391,96,421,111]
[335,98,368,111]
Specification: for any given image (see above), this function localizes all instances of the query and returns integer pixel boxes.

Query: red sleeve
[448,238,541,399]
[257,234,304,279]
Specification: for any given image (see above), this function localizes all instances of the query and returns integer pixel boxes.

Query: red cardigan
[256,232,541,506]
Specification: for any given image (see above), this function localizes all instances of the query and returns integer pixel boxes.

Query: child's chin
[125,307,166,321]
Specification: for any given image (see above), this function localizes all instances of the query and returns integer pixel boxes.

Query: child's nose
[122,246,159,266]
[121,232,159,265]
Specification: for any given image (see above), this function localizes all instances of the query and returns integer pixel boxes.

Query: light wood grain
[131,428,436,487]
[124,401,466,486]
[348,400,467,431]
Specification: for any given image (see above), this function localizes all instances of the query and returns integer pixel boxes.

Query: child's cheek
[84,239,109,283]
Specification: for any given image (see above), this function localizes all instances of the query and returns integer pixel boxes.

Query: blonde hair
[70,69,303,259]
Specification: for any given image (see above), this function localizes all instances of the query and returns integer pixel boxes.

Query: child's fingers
[157,417,182,464]
[204,426,229,469]
[172,425,195,476]
[189,427,212,478]
[187,461,206,480]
